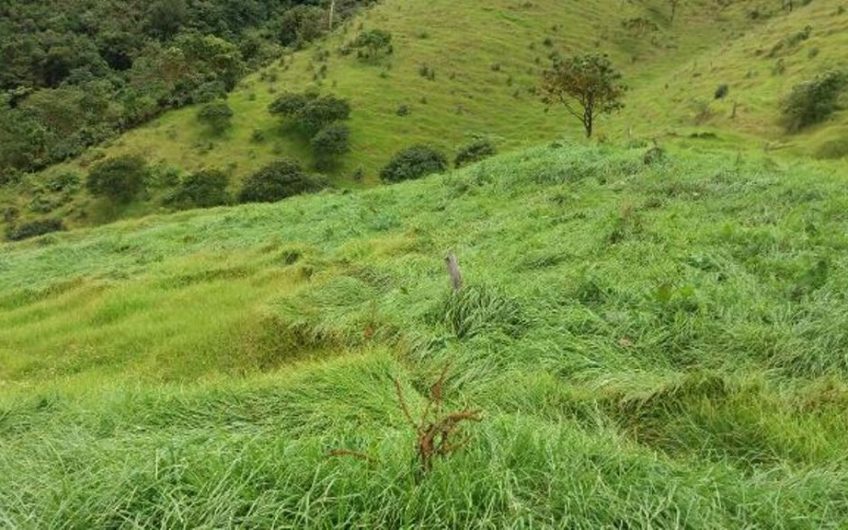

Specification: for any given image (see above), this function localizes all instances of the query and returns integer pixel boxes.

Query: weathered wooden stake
[445,252,463,292]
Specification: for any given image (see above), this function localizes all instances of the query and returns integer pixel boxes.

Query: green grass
[3,144,848,527]
[8,0,830,234]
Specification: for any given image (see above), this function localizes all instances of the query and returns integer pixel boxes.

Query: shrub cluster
[86,155,149,203]
[782,71,847,132]
[197,101,234,135]
[169,169,231,209]
[6,218,64,241]
[238,159,327,203]
[269,91,352,167]
[455,139,497,168]
[380,146,448,183]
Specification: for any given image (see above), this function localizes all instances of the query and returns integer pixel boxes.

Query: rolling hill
[2,144,848,526]
[6,0,847,236]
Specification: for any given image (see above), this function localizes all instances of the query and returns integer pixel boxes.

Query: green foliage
[5,218,64,241]
[5,146,848,526]
[0,0,370,177]
[454,138,497,168]
[311,123,352,168]
[541,53,627,137]
[170,169,230,209]
[350,29,394,61]
[86,155,149,203]
[380,145,448,183]
[197,101,235,135]
[278,5,327,48]
[435,285,527,339]
[238,159,327,203]
[782,71,847,132]
[269,92,352,135]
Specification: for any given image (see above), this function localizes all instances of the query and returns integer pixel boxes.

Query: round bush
[86,155,149,203]
[171,169,230,208]
[380,145,448,183]
[197,100,234,135]
[6,218,64,241]
[455,139,497,168]
[238,159,327,203]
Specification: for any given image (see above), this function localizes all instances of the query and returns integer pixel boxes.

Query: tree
[269,92,351,135]
[146,0,189,39]
[311,123,351,169]
[197,100,234,135]
[350,29,393,61]
[171,169,230,208]
[781,71,847,132]
[86,155,149,203]
[540,54,627,138]
[380,146,448,183]
[238,159,327,203]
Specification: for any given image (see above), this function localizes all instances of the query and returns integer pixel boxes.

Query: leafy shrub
[170,169,230,208]
[269,91,351,135]
[380,145,448,183]
[455,138,497,168]
[311,123,351,169]
[6,219,64,241]
[238,159,327,203]
[86,155,149,203]
[197,101,234,135]
[782,71,847,132]
[46,172,81,193]
[278,5,326,48]
[350,29,393,61]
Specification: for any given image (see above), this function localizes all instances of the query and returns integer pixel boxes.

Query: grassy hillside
[622,0,848,155]
[4,0,812,235]
[3,144,848,526]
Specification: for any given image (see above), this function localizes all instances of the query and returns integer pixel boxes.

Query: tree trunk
[328,0,336,30]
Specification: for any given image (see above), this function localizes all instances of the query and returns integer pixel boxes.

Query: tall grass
[2,144,848,527]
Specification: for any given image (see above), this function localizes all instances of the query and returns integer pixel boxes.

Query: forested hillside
[0,0,372,178]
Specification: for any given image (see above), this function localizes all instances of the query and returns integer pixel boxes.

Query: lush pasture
[2,145,848,527]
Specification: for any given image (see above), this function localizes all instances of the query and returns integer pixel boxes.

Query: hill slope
[4,0,813,234]
[3,145,848,526]
[621,0,848,155]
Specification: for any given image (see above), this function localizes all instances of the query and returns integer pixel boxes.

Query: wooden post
[445,253,463,292]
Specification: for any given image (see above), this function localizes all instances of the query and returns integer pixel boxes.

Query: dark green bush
[782,71,847,132]
[311,123,351,169]
[269,92,351,135]
[714,84,729,100]
[197,101,234,135]
[6,219,65,241]
[380,146,448,183]
[238,159,327,203]
[86,155,149,203]
[170,169,230,208]
[350,29,393,61]
[455,139,497,168]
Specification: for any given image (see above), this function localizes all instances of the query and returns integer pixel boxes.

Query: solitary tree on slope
[540,53,627,138]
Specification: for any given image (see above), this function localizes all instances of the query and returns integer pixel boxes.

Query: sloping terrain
[2,0,792,234]
[622,0,848,155]
[2,145,848,526]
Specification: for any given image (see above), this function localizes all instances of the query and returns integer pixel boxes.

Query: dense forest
[0,0,371,181]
